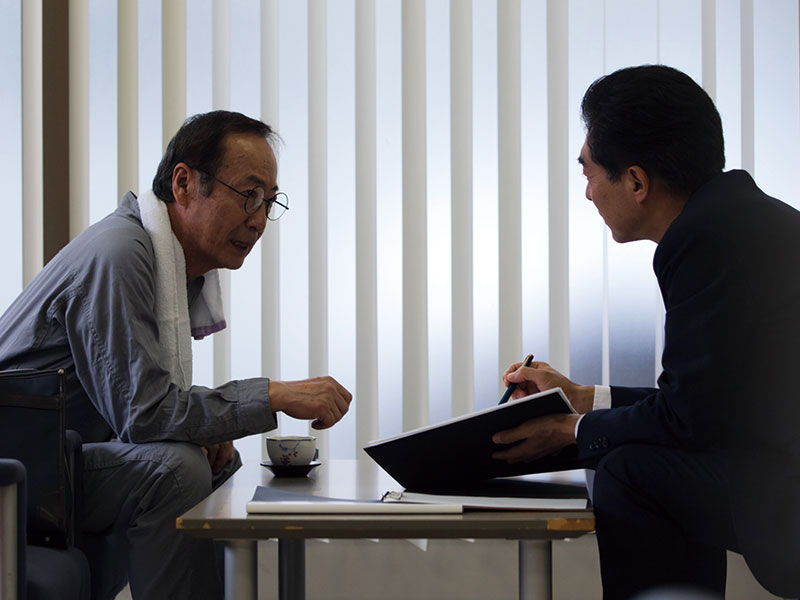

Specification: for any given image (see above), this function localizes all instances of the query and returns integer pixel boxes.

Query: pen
[498,353,534,405]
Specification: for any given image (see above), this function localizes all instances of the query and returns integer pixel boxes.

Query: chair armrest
[0,457,25,486]
[0,458,27,600]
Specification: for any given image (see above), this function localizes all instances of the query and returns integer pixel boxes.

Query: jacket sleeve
[56,224,277,445]
[610,387,657,407]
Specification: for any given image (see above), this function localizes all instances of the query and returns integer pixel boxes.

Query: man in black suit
[492,65,800,599]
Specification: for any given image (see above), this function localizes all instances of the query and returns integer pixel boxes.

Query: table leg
[278,538,306,600]
[224,540,257,600]
[518,540,552,600]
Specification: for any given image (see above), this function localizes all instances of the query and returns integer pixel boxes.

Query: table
[177,459,594,600]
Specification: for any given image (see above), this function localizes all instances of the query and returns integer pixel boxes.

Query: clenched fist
[268,376,352,429]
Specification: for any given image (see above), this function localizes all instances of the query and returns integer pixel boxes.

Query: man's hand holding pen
[500,359,594,414]
[492,357,594,464]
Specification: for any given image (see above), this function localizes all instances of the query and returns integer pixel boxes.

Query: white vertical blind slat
[702,0,716,101]
[355,0,379,451]
[22,0,43,284]
[740,0,755,175]
[450,0,474,417]
[261,0,281,448]
[308,0,327,379]
[402,0,429,432]
[374,0,402,441]
[497,0,523,385]
[69,0,90,238]
[308,0,329,451]
[118,0,138,200]
[162,0,186,149]
[546,0,570,374]
[470,0,499,410]
[213,0,231,110]
[213,0,232,388]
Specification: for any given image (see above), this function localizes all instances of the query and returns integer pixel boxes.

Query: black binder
[364,388,590,490]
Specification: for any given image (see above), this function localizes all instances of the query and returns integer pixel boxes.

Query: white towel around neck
[137,189,227,389]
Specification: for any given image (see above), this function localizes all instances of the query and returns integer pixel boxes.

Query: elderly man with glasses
[0,110,352,600]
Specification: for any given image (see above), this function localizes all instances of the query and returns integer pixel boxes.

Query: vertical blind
[2,0,799,461]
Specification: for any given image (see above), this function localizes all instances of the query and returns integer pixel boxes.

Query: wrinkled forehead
[219,133,278,185]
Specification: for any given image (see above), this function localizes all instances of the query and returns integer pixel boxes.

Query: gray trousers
[81,440,242,600]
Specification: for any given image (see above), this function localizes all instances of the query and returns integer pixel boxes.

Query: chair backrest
[0,369,73,549]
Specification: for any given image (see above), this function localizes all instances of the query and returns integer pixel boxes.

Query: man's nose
[585,182,592,202]
[246,205,268,235]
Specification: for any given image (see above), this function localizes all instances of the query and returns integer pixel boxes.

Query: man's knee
[152,442,214,511]
[592,443,725,520]
[84,440,225,528]
[119,442,214,517]
[593,444,650,512]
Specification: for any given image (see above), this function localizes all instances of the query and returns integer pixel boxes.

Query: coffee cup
[266,436,318,466]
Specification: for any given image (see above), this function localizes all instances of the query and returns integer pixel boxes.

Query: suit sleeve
[610,387,657,407]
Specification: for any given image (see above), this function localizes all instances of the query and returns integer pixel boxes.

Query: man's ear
[627,165,650,206]
[171,163,192,207]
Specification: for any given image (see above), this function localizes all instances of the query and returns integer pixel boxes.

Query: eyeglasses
[191,167,289,221]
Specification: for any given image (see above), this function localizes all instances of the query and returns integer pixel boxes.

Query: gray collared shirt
[0,192,275,444]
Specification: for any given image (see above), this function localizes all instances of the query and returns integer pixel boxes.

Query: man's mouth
[231,240,250,251]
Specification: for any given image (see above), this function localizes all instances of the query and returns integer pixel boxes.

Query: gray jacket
[0,192,275,444]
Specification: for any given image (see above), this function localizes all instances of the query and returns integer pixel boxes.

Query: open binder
[364,387,591,490]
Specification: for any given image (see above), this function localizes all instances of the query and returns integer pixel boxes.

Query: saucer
[260,460,321,477]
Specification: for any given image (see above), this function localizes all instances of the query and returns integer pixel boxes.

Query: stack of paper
[246,486,463,514]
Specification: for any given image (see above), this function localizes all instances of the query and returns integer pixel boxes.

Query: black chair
[0,369,90,600]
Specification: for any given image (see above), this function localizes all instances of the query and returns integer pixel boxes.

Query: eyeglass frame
[187,165,289,221]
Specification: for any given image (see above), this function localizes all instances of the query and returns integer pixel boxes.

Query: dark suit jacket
[576,170,800,597]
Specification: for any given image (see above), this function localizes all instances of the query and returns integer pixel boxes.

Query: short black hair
[580,65,725,196]
[152,110,276,202]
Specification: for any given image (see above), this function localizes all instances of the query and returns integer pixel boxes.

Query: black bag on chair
[0,368,75,548]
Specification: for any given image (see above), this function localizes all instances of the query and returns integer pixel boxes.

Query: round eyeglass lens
[245,188,266,214]
[267,192,288,221]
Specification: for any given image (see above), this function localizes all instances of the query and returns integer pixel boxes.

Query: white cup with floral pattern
[266,436,318,466]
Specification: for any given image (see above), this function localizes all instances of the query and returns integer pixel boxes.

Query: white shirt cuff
[593,385,612,410]
[574,385,612,439]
